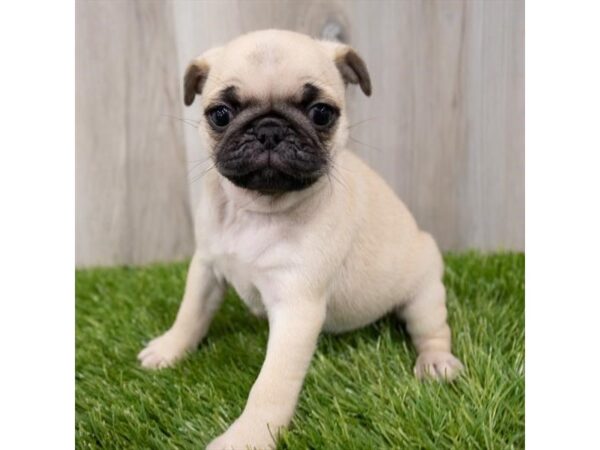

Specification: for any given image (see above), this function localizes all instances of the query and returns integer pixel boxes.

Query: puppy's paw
[414,351,464,381]
[137,330,194,369]
[206,417,278,450]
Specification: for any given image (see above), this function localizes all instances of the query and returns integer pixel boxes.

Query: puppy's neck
[218,174,329,215]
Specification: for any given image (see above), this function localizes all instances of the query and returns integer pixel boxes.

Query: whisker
[348,135,383,153]
[161,113,200,128]
[330,163,355,175]
[189,163,216,184]
[187,154,213,163]
[328,164,351,195]
[325,171,335,198]
[187,158,213,174]
[345,117,379,130]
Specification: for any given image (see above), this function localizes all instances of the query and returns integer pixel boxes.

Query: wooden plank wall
[76,0,524,267]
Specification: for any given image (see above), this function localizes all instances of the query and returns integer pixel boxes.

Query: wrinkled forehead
[202,39,344,107]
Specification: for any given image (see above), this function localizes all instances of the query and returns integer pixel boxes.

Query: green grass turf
[76,252,524,449]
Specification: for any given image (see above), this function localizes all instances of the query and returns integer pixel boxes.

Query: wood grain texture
[76,0,194,267]
[341,0,525,250]
[76,0,524,266]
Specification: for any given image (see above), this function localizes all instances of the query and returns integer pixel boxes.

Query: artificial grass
[76,252,524,449]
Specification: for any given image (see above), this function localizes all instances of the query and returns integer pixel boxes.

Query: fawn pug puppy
[138,29,463,449]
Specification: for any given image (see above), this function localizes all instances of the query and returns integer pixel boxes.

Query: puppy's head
[184,29,371,194]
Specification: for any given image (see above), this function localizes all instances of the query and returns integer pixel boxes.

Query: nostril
[256,129,267,144]
[256,125,284,148]
[254,116,286,149]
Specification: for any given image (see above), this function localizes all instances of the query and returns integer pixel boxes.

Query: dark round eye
[208,105,233,128]
[308,103,336,127]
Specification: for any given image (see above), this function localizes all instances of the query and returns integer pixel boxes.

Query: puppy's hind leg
[398,279,464,381]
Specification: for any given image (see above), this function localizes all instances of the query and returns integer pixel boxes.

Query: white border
[0,1,74,448]
[527,0,600,448]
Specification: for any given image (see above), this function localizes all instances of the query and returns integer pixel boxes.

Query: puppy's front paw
[137,330,194,369]
[206,417,278,450]
[414,351,464,381]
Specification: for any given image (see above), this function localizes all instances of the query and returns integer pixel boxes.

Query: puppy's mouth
[214,114,330,194]
[217,147,325,194]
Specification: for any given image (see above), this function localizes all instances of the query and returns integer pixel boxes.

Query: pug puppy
[138,29,463,450]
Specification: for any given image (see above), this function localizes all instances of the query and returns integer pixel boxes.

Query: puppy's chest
[207,213,291,313]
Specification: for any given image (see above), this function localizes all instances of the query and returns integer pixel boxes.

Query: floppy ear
[183,60,208,106]
[320,42,372,96]
[183,47,223,106]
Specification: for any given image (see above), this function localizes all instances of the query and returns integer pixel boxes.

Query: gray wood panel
[76,0,194,267]
[76,0,524,266]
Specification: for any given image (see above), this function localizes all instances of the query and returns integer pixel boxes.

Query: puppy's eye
[208,106,233,129]
[308,103,336,127]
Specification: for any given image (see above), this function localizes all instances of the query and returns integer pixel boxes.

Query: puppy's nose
[255,117,285,150]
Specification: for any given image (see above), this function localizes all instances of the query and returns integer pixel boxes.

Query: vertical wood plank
[76,0,194,267]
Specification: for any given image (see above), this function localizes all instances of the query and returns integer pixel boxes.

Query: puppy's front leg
[207,299,326,450]
[138,251,224,369]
